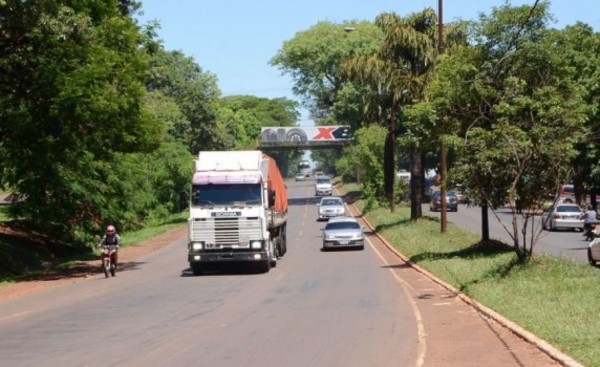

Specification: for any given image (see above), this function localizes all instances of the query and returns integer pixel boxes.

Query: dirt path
[0,225,188,303]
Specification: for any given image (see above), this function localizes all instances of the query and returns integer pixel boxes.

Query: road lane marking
[367,236,427,367]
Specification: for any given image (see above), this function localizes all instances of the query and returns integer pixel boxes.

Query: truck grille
[191,217,262,247]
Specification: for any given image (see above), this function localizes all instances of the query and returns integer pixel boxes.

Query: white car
[541,203,584,231]
[317,196,346,221]
[315,176,333,196]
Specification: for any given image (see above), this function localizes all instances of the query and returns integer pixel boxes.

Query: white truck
[187,151,288,274]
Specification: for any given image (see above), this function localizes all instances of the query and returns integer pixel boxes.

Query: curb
[337,186,584,367]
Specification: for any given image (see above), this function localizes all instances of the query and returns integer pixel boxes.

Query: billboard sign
[260,126,352,147]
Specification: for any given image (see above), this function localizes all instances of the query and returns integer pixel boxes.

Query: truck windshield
[192,184,261,207]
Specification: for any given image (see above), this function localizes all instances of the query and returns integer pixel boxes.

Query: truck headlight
[250,240,262,249]
[192,242,203,251]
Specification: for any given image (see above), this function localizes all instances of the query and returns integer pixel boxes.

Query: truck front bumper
[188,250,269,263]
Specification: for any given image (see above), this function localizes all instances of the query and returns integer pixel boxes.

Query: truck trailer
[187,151,288,274]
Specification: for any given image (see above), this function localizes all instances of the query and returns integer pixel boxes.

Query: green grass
[118,212,188,249]
[343,184,600,367]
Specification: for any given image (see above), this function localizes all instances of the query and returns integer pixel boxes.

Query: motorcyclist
[100,225,121,270]
[583,206,597,239]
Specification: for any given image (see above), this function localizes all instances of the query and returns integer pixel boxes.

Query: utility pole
[438,0,448,233]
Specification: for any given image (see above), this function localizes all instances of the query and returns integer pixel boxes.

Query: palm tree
[341,9,438,217]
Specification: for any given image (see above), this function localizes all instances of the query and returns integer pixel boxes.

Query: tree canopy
[429,1,588,257]
[0,0,164,242]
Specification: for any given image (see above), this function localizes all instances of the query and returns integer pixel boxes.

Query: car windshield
[326,221,360,230]
[322,199,342,206]
[317,178,331,184]
[556,205,581,213]
[191,183,261,207]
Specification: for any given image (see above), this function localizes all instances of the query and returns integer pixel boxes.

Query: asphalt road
[424,203,591,263]
[0,181,569,367]
[0,181,419,367]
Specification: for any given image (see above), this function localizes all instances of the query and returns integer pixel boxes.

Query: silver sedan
[542,203,584,231]
[322,217,364,250]
[317,196,346,220]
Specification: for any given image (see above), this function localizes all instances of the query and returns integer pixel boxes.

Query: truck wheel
[276,237,285,258]
[191,263,203,276]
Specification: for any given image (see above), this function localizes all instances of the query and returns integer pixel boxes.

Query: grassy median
[341,182,600,367]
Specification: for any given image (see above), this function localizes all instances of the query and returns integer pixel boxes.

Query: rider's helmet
[106,225,116,235]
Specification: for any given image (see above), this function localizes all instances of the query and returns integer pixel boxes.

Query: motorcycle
[101,245,118,278]
[584,222,598,241]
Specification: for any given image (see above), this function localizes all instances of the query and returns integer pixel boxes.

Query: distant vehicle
[322,217,364,251]
[541,203,584,231]
[556,183,600,205]
[317,196,346,221]
[429,191,458,212]
[396,170,410,183]
[557,184,576,203]
[295,172,306,182]
[454,184,470,204]
[298,160,311,177]
[315,176,333,196]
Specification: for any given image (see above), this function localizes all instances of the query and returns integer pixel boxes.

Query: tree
[145,91,191,144]
[271,21,382,179]
[342,10,443,216]
[270,21,381,128]
[0,0,163,243]
[145,48,221,153]
[351,125,387,210]
[429,1,587,258]
[549,23,600,207]
[218,95,302,176]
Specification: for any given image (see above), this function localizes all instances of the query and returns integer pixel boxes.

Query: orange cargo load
[264,154,288,213]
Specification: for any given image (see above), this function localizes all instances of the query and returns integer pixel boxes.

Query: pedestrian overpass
[259,126,352,149]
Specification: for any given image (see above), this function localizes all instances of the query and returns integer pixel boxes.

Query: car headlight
[191,242,203,251]
[250,240,263,249]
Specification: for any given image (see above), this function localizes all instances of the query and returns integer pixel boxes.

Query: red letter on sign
[313,127,336,140]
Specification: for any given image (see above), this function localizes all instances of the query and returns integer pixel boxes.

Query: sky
[136,0,600,125]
